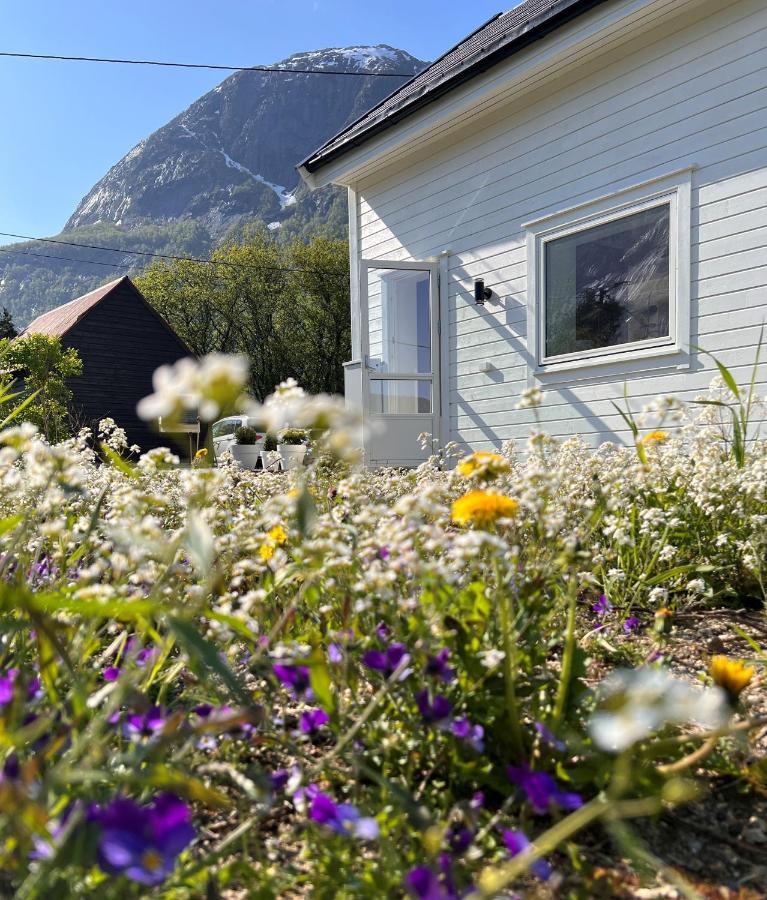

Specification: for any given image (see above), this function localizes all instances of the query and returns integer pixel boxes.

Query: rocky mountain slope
[1,46,426,325]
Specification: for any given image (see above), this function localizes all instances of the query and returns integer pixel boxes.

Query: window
[212,419,240,438]
[525,169,692,375]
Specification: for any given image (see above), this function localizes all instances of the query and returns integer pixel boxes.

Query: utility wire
[0,246,132,269]
[0,51,417,77]
[0,232,350,278]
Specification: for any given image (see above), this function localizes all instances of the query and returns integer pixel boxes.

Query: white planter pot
[260,449,282,471]
[278,444,306,471]
[230,443,262,469]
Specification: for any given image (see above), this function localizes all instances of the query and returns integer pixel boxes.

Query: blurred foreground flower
[137,353,249,425]
[710,655,754,704]
[456,451,510,481]
[589,667,729,752]
[90,794,195,886]
[451,491,519,527]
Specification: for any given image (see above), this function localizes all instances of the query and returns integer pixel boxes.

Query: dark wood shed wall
[62,281,191,452]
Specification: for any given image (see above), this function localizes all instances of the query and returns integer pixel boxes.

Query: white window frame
[524,168,693,380]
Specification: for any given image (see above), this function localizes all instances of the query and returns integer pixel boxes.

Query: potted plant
[230,425,263,469]
[278,428,308,471]
[259,433,281,471]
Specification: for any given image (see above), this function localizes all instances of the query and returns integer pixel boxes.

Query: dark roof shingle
[301,0,610,174]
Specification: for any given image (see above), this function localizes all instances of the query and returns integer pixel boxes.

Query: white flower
[589,668,729,752]
[515,387,542,410]
[478,648,506,669]
[686,578,706,594]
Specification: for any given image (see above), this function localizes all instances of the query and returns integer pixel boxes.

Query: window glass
[544,204,670,358]
[367,269,431,374]
[212,420,239,438]
[369,379,431,414]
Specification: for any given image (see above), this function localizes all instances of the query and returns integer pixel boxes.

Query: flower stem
[496,558,525,760]
[552,578,578,728]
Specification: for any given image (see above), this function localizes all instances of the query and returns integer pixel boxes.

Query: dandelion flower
[640,430,669,445]
[268,525,288,545]
[710,655,754,703]
[456,451,510,480]
[194,448,208,458]
[259,543,276,562]
[451,491,519,527]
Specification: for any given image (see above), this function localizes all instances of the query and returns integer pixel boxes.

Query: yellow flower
[259,542,276,562]
[640,430,669,445]
[710,655,754,702]
[268,524,288,545]
[451,491,519,527]
[194,448,208,458]
[456,451,510,480]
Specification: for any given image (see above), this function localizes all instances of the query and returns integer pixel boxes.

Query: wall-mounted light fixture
[474,279,492,305]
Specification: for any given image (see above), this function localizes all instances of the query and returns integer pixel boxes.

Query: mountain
[0,46,426,326]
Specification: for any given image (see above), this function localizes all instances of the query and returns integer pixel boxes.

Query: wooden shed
[22,276,193,452]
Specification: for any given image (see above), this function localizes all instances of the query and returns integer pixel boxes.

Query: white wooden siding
[355,0,767,451]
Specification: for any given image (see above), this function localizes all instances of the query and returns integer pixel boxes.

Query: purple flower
[90,794,195,886]
[308,790,379,839]
[446,825,474,854]
[405,866,459,899]
[123,707,166,741]
[591,595,613,616]
[377,546,390,561]
[362,643,411,680]
[328,643,343,664]
[103,667,120,683]
[416,689,452,724]
[502,829,551,880]
[507,765,582,815]
[0,670,17,706]
[425,649,455,683]
[623,616,640,633]
[273,664,312,698]
[451,717,484,752]
[27,676,42,700]
[136,648,156,667]
[375,621,391,641]
[470,791,485,810]
[299,708,329,734]
[533,722,566,752]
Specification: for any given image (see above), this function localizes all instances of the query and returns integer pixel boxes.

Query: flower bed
[0,359,764,897]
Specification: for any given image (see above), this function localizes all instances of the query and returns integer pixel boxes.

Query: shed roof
[22,276,129,338]
[300,0,611,176]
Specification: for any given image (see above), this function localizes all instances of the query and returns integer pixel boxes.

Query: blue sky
[0,0,506,244]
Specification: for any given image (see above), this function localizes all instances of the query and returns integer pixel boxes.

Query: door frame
[359,258,442,456]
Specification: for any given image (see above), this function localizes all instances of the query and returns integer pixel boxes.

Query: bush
[263,433,278,451]
[234,425,261,445]
[279,427,307,445]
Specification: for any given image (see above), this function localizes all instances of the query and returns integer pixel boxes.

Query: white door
[361,260,440,466]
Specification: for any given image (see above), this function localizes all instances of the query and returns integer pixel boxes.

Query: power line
[0,245,132,269]
[0,232,349,278]
[0,50,417,78]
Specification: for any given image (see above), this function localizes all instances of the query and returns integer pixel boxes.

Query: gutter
[299,0,613,178]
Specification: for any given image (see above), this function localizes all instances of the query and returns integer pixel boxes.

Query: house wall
[63,282,192,453]
[353,0,767,451]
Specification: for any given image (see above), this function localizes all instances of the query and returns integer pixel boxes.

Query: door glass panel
[367,268,431,374]
[369,379,431,414]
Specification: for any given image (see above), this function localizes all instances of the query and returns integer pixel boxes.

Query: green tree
[0,308,17,340]
[0,334,83,441]
[136,230,350,400]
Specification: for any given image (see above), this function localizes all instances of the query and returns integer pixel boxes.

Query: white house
[299,0,767,466]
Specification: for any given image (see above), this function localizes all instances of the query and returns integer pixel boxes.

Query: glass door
[361,260,440,466]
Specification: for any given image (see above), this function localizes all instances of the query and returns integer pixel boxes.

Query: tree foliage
[0,308,17,340]
[136,229,350,400]
[0,333,83,441]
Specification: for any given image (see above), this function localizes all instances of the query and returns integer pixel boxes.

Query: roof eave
[299,0,612,180]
